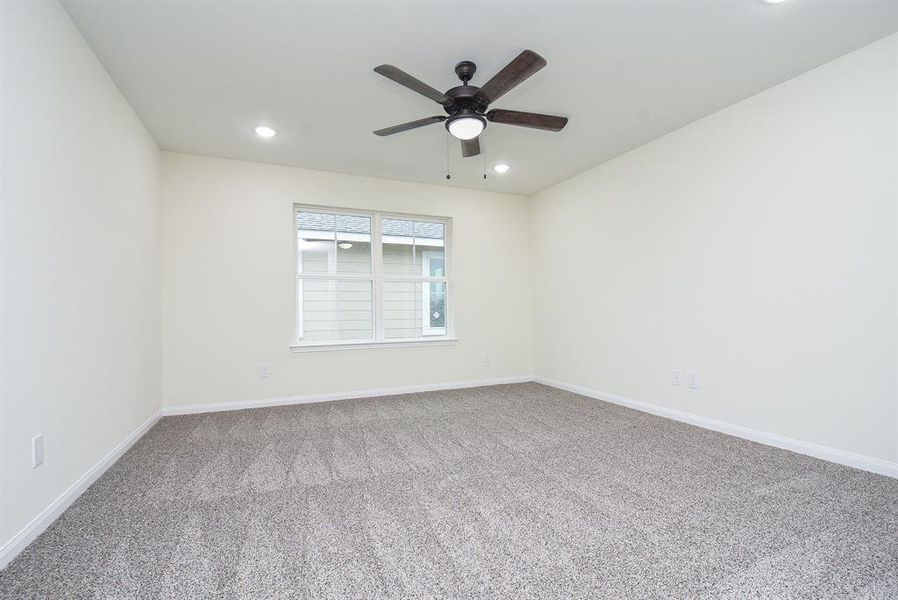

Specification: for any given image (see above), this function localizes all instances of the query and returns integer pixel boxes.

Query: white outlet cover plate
[32,434,44,468]
[671,370,682,386]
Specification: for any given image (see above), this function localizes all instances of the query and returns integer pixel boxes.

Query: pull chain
[482,149,487,180]
[445,133,451,180]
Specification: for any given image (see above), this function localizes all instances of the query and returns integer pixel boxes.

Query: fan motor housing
[444,85,489,115]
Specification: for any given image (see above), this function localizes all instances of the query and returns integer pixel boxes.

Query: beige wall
[160,153,532,408]
[0,1,161,547]
[531,35,898,463]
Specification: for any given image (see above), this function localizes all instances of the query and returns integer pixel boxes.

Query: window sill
[290,337,458,353]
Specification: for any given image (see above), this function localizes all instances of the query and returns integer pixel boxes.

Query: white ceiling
[63,1,898,196]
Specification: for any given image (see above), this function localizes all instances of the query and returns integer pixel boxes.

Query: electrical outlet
[687,371,700,390]
[258,364,270,379]
[32,434,44,469]
[671,370,682,386]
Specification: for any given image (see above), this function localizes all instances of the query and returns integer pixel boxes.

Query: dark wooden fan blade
[486,109,568,132]
[374,65,449,104]
[373,116,446,136]
[475,50,546,104]
[460,137,480,158]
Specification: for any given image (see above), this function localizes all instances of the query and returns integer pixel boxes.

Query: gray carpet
[1,383,896,599]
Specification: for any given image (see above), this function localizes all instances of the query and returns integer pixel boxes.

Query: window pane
[299,279,372,342]
[298,235,332,275]
[424,281,447,334]
[382,218,446,278]
[414,220,445,274]
[297,211,371,275]
[335,215,371,275]
[418,248,445,282]
[383,280,448,338]
[383,280,421,339]
[382,218,416,276]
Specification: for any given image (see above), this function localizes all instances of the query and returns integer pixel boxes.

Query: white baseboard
[161,375,535,416]
[535,376,898,479]
[0,409,162,571]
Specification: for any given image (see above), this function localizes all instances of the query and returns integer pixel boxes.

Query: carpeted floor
[1,383,896,599]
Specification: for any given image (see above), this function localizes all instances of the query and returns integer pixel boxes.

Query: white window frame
[292,204,455,352]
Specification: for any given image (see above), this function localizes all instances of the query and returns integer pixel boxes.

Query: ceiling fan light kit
[446,111,486,140]
[373,50,567,160]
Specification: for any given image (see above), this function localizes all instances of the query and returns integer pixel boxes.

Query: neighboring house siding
[383,243,423,339]
[300,241,373,342]
[302,279,373,341]
[299,243,434,341]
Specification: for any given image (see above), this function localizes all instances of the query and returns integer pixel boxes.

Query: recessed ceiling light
[763,0,786,3]
[253,125,277,138]
[493,164,510,174]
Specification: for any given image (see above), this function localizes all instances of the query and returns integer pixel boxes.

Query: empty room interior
[2,0,898,597]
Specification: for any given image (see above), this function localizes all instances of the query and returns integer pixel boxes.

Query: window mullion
[297,273,374,281]
[373,213,385,341]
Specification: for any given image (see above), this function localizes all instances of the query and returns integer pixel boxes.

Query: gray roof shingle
[297,212,444,240]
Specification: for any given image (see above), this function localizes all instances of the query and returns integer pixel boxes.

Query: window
[294,205,452,350]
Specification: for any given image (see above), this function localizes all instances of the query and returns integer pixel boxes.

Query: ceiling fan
[373,50,568,158]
